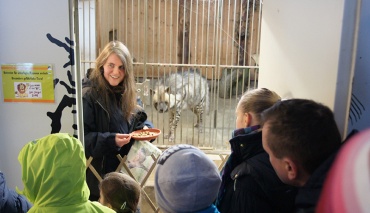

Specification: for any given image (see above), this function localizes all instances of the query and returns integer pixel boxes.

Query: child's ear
[244,113,250,127]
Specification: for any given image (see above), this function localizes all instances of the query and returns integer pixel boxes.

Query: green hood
[17,133,115,213]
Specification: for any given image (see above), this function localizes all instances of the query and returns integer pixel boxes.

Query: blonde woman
[83,41,153,201]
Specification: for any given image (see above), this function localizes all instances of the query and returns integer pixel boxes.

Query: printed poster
[1,63,54,103]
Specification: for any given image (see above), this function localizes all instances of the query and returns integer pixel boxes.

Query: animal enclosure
[78,0,261,150]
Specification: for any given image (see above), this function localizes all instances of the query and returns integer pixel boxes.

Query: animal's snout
[154,102,168,113]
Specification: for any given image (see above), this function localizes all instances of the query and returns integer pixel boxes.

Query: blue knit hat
[154,144,221,213]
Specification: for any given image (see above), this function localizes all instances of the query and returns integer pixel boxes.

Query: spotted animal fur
[150,70,210,142]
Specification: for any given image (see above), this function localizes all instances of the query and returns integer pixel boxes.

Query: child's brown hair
[99,172,141,213]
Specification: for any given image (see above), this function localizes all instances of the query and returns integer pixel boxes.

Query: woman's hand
[115,133,132,147]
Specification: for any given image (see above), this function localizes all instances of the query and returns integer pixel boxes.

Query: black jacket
[82,81,153,200]
[294,152,336,213]
[0,171,32,213]
[294,129,358,213]
[216,130,297,213]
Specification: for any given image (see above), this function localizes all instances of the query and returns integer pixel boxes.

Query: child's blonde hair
[99,172,141,213]
[237,88,281,123]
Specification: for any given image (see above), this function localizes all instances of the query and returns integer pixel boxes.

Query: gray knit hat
[154,144,221,213]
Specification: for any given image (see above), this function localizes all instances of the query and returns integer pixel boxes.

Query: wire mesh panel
[77,0,261,150]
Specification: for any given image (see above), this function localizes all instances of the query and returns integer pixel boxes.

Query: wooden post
[178,0,191,66]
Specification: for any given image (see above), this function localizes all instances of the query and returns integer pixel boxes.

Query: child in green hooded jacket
[17,133,115,213]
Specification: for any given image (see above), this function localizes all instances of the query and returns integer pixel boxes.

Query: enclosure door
[78,0,262,150]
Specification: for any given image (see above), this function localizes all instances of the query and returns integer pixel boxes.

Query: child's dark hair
[99,172,141,213]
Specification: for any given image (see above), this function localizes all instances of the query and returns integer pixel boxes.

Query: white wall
[258,0,363,137]
[0,0,77,188]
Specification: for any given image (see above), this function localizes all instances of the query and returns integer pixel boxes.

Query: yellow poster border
[1,63,55,103]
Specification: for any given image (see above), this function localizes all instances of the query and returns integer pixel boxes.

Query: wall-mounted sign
[1,63,54,103]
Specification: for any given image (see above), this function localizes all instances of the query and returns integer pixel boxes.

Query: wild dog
[150,69,210,142]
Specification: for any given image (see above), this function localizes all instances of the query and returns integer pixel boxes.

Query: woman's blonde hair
[89,41,137,120]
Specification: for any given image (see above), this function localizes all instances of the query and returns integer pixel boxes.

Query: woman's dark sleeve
[82,94,118,158]
[130,110,153,131]
[130,110,156,142]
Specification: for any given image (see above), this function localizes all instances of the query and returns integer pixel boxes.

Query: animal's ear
[165,87,170,93]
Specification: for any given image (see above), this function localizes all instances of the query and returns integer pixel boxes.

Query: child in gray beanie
[154,144,221,213]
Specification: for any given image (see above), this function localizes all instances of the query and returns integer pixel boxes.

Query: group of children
[1,87,368,213]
